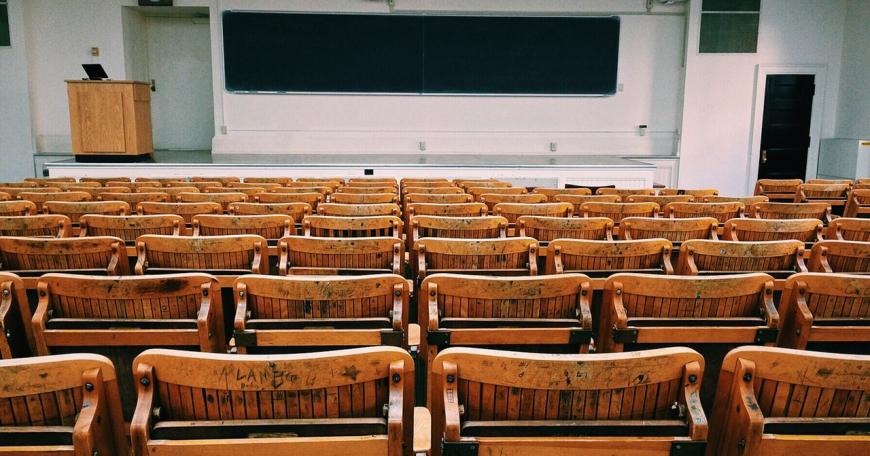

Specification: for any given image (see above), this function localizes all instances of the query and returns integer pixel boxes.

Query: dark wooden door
[758,74,815,180]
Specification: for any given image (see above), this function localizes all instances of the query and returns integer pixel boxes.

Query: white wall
[122,7,148,82]
[213,0,688,156]
[835,0,870,140]
[0,0,36,180]
[679,0,846,196]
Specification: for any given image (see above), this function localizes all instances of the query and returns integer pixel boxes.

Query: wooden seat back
[779,273,870,349]
[207,186,266,197]
[0,272,30,358]
[183,181,226,192]
[795,183,851,203]
[517,216,613,241]
[348,177,397,185]
[678,240,806,277]
[193,214,295,239]
[19,191,92,208]
[479,193,547,213]
[723,218,823,243]
[254,191,323,209]
[596,187,657,198]
[406,202,486,218]
[191,176,240,184]
[135,234,268,275]
[531,187,592,200]
[67,185,132,198]
[753,202,832,224]
[99,192,170,211]
[25,177,76,185]
[0,186,61,200]
[415,237,539,279]
[626,194,696,205]
[0,200,37,216]
[338,185,398,194]
[318,203,400,217]
[137,186,199,197]
[403,195,473,220]
[466,186,526,201]
[80,176,131,184]
[400,177,451,186]
[43,200,130,223]
[229,202,312,220]
[0,353,127,455]
[109,180,160,190]
[551,194,620,214]
[807,179,853,186]
[580,202,659,224]
[294,177,344,187]
[233,274,410,352]
[137,201,222,223]
[420,274,594,367]
[411,216,508,250]
[709,346,870,455]
[131,347,413,456]
[663,202,744,223]
[0,192,8,201]
[430,347,706,456]
[494,202,573,224]
[303,215,402,238]
[0,236,128,275]
[703,195,769,207]
[177,192,247,211]
[227,181,282,190]
[0,214,72,238]
[620,217,718,242]
[808,240,870,273]
[754,178,803,201]
[826,217,870,241]
[458,180,511,190]
[80,214,184,241]
[279,236,403,276]
[659,188,719,197]
[243,177,292,185]
[844,188,870,218]
[401,186,464,196]
[546,239,674,276]
[0,181,39,188]
[332,192,400,204]
[274,185,334,196]
[600,273,777,353]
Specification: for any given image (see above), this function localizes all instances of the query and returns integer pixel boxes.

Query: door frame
[745,64,827,194]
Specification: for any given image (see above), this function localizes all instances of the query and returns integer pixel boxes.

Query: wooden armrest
[196,282,217,352]
[131,364,155,456]
[414,407,431,455]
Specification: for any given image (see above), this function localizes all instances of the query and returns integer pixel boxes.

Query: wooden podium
[66,80,153,158]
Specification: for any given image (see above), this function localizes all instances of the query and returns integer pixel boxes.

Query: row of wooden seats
[2,344,867,455]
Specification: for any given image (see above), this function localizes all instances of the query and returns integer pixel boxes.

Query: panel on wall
[699,0,760,53]
[0,1,10,47]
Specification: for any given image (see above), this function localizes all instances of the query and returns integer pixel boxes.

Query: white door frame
[745,64,827,194]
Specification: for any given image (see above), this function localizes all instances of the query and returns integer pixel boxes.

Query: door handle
[761,150,768,164]
[150,79,157,92]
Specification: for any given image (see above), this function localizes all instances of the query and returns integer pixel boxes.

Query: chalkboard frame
[221,11,621,97]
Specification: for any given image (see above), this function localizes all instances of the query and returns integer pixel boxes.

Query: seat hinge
[233,330,257,347]
[442,440,478,456]
[670,441,706,456]
[569,328,594,345]
[611,328,639,344]
[427,330,451,348]
[754,327,779,344]
[379,329,403,347]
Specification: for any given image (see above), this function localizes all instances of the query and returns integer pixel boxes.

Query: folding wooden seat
[411,216,508,255]
[457,180,511,190]
[303,215,402,238]
[177,191,247,211]
[658,188,719,197]
[166,180,213,189]
[25,177,76,185]
[0,181,39,188]
[626,194,696,205]
[255,191,323,209]
[206,186,265,198]
[430,347,707,456]
[0,192,8,201]
[191,176,240,184]
[187,181,226,191]
[531,187,592,200]
[479,193,546,213]
[233,274,409,353]
[808,240,870,274]
[294,176,345,186]
[753,201,832,224]
[19,191,92,208]
[795,183,851,215]
[135,235,268,275]
[404,196,476,213]
[0,214,72,238]
[98,192,170,211]
[546,239,674,276]
[0,236,129,276]
[414,237,539,280]
[285,182,339,194]
[708,346,870,455]
[858,178,870,185]
[401,177,451,186]
[131,346,415,456]
[108,180,161,191]
[243,176,292,185]
[80,214,184,241]
[318,203,400,217]
[420,274,594,378]
[345,182,399,191]
[620,217,718,242]
[337,186,398,195]
[580,202,659,224]
[0,353,127,455]
[348,177,397,184]
[807,178,854,186]
[467,186,526,201]
[704,195,769,205]
[138,177,175,184]
[43,200,130,224]
[278,236,403,275]
[663,202,744,223]
[844,188,870,218]
[0,272,31,358]
[68,185,133,199]
[723,218,823,243]
[332,192,400,204]
[0,200,36,216]
[554,193,621,214]
[401,186,464,195]
[678,240,806,277]
[754,178,803,202]
[517,215,613,242]
[55,181,100,191]
[596,187,657,198]
[494,202,573,225]
[230,201,312,220]
[778,273,870,350]
[80,176,131,184]
[827,217,870,241]
[193,214,295,239]
[226,181,282,190]
[137,186,200,197]
[0,186,61,200]
[137,201,222,224]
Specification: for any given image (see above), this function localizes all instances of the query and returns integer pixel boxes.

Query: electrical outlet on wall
[418,141,427,151]
[549,142,558,152]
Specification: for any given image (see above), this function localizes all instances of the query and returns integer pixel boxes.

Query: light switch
[90,47,100,57]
